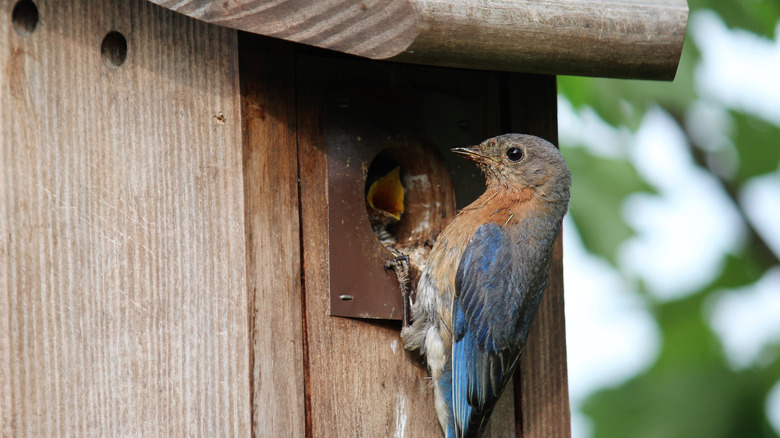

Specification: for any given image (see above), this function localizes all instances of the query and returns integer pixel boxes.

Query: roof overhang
[149,0,688,80]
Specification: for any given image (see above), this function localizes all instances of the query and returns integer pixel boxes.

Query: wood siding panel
[0,0,250,435]
[239,35,306,437]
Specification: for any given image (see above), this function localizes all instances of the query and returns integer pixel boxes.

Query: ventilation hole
[12,0,39,36]
[101,31,127,68]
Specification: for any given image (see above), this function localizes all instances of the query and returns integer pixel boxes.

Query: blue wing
[449,222,545,437]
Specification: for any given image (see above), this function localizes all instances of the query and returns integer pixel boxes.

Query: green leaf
[584,365,776,438]
[689,0,780,38]
[558,37,698,130]
[708,252,770,291]
[732,111,780,184]
[584,292,780,438]
[560,7,780,438]
[562,147,654,263]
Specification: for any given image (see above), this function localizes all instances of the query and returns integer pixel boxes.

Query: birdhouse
[0,0,687,436]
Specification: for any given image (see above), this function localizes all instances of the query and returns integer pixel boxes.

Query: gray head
[452,134,572,202]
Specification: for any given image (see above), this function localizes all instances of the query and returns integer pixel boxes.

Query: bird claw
[384,248,412,328]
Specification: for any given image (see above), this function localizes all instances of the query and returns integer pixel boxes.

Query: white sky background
[560,10,780,438]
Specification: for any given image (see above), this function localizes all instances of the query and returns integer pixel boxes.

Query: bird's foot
[384,247,412,329]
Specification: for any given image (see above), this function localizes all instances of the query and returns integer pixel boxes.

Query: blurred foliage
[733,113,780,184]
[584,291,780,438]
[565,148,654,264]
[688,0,780,38]
[558,0,780,437]
[558,37,699,130]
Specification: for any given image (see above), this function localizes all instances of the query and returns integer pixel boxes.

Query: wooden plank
[0,3,11,435]
[146,0,687,80]
[507,73,572,438]
[239,35,306,437]
[0,0,250,436]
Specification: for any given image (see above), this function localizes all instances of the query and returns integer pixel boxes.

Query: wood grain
[0,0,250,436]
[2,7,572,433]
[147,0,687,80]
[148,0,418,59]
[507,73,572,438]
[398,0,689,80]
[1,4,11,435]
[239,35,306,437]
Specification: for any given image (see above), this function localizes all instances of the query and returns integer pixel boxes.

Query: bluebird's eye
[506,147,523,162]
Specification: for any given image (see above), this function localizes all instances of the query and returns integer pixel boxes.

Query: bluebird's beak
[452,146,492,163]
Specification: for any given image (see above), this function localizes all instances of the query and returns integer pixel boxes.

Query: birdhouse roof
[149,0,688,80]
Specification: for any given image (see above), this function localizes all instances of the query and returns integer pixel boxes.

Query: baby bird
[401,134,571,437]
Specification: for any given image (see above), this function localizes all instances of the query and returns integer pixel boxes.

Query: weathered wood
[147,0,688,80]
[397,0,689,80]
[149,0,418,59]
[0,5,11,436]
[0,0,250,436]
[507,73,572,438]
[239,36,306,437]
[2,3,571,433]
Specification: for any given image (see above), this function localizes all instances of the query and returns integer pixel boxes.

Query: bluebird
[400,134,571,437]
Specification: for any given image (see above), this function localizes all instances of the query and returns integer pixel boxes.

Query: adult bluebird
[401,134,571,437]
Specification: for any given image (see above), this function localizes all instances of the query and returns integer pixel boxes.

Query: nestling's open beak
[366,166,404,220]
[451,146,492,163]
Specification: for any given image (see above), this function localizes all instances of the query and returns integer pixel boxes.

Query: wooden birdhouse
[0,0,687,436]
